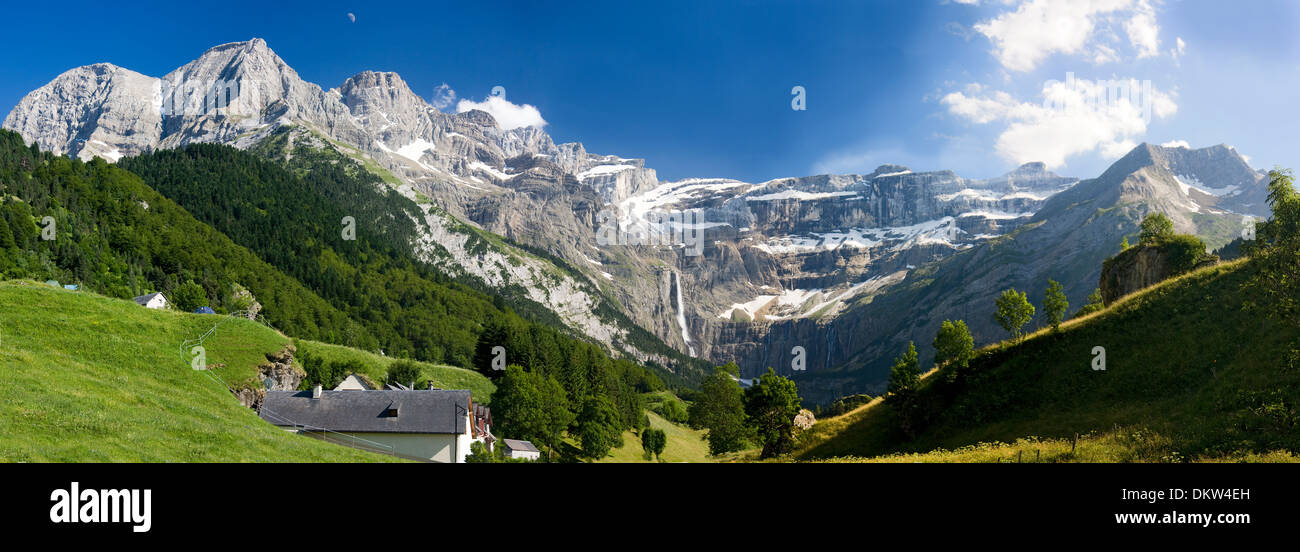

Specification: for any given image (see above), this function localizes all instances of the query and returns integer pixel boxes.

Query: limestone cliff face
[1100,246,1174,304]
[1099,243,1218,305]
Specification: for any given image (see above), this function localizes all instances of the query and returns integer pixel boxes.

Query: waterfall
[673,271,696,357]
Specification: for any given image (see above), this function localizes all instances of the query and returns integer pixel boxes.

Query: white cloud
[943,76,1178,168]
[1170,36,1187,61]
[1100,139,1139,158]
[1124,0,1160,58]
[971,0,1175,71]
[941,90,1018,124]
[1091,43,1119,65]
[941,0,1186,170]
[455,96,547,130]
[1160,139,1190,148]
[430,83,456,110]
[974,0,1136,72]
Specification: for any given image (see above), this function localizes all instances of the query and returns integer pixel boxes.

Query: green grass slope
[0,281,396,462]
[588,410,716,463]
[294,338,495,402]
[797,259,1300,462]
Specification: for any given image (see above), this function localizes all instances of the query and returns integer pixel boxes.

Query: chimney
[312,385,322,399]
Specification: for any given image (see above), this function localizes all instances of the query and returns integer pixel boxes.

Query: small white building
[501,439,541,461]
[133,292,168,310]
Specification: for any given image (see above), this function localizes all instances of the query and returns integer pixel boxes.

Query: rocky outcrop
[1100,243,1218,305]
[793,409,816,433]
[234,344,305,410]
[230,283,262,320]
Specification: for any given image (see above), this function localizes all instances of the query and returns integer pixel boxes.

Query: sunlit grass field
[795,259,1300,463]
[0,280,396,462]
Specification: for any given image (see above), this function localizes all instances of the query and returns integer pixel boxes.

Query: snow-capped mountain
[4,38,1270,400]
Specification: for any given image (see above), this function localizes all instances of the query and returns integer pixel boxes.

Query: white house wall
[314,432,460,463]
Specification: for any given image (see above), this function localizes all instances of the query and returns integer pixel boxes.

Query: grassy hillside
[0,281,396,462]
[588,410,716,463]
[294,338,495,402]
[560,392,753,463]
[797,258,1300,462]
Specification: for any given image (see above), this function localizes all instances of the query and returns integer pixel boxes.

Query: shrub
[386,360,422,388]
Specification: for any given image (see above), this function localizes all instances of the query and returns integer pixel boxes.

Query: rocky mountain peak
[1041,141,1266,241]
[339,71,421,106]
[455,109,499,128]
[1095,143,1193,191]
[1008,161,1048,176]
[81,62,128,75]
[147,38,371,150]
[3,63,162,160]
[337,70,435,141]
[1094,142,1265,214]
[167,37,294,84]
[870,164,911,176]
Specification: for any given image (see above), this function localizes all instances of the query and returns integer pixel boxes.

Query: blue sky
[1,0,1297,182]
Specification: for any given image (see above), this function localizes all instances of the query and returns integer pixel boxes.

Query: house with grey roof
[132,292,168,309]
[501,438,540,461]
[260,386,486,463]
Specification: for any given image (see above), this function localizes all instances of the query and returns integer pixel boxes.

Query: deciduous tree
[933,320,974,382]
[577,395,624,459]
[1139,212,1175,244]
[1075,288,1106,317]
[743,367,802,458]
[995,288,1035,342]
[1043,279,1069,332]
[641,428,666,461]
[687,364,750,455]
[1246,169,1300,329]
